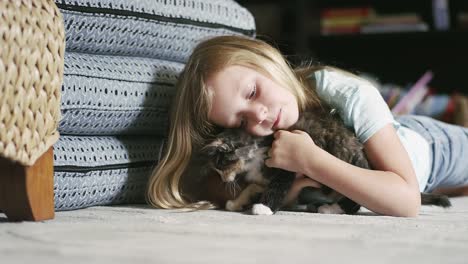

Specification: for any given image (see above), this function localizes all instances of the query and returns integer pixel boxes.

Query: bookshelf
[236,0,468,95]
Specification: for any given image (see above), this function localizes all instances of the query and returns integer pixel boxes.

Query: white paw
[225,200,241,211]
[251,204,273,215]
[227,172,236,182]
[317,204,345,214]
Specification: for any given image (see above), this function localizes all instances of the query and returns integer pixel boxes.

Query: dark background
[236,0,468,95]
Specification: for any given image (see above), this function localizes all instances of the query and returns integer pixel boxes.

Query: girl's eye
[239,84,256,128]
[239,118,246,128]
[248,85,256,100]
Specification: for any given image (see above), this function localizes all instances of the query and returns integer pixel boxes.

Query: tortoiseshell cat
[199,105,451,215]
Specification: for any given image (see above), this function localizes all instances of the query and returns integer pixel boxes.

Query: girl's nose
[250,104,267,124]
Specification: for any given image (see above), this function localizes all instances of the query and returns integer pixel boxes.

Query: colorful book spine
[392,71,433,115]
[321,7,373,18]
[361,22,429,34]
[432,0,450,30]
[320,7,373,35]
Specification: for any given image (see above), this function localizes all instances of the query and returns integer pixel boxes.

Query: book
[321,26,361,35]
[361,22,429,34]
[392,71,433,115]
[322,16,367,27]
[432,0,450,30]
[365,13,422,25]
[458,12,468,29]
[321,7,373,18]
[320,7,373,35]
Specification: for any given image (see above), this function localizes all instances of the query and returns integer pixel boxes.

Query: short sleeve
[313,69,397,143]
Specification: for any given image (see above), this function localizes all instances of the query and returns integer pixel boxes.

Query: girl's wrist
[301,143,325,177]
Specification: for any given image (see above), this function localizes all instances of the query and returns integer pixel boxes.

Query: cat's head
[200,129,255,182]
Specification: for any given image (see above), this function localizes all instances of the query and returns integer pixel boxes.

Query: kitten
[199,129,291,215]
[199,105,451,215]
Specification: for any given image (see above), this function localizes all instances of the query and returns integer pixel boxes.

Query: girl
[147,35,468,217]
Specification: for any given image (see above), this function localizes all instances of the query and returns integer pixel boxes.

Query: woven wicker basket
[0,0,64,166]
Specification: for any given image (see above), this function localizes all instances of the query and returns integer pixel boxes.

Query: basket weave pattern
[0,0,64,166]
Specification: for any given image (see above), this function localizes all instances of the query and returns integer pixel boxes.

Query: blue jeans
[396,115,468,192]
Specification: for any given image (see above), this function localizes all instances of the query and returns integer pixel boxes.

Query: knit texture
[56,0,256,62]
[54,135,165,210]
[60,52,184,135]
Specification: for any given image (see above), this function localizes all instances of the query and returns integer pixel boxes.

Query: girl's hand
[265,130,317,174]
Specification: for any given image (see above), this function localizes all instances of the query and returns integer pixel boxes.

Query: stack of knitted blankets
[52,0,255,210]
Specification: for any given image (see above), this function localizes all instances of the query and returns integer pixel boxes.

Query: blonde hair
[146,35,324,209]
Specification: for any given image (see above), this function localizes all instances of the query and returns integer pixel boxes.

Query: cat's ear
[201,139,234,157]
[201,139,226,155]
[218,143,232,152]
[200,145,219,157]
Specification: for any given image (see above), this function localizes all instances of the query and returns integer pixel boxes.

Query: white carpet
[1,197,468,264]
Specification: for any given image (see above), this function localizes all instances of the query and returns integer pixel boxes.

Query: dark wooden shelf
[312,30,468,39]
[237,0,468,95]
[308,30,468,94]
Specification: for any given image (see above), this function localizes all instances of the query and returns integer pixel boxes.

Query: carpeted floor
[1,197,468,264]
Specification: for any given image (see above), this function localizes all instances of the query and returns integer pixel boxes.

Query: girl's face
[206,65,299,136]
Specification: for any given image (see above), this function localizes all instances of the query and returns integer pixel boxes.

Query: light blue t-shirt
[313,69,431,191]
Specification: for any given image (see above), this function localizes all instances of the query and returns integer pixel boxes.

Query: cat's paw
[317,204,345,214]
[251,203,273,215]
[226,172,236,182]
[225,200,242,211]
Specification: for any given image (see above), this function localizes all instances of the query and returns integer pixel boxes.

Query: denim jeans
[396,115,468,192]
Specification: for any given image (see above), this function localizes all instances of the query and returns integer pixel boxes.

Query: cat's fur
[198,105,451,215]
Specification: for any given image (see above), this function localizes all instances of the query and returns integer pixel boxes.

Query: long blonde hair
[146,35,324,209]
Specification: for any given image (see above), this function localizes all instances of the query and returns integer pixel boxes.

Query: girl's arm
[266,125,421,217]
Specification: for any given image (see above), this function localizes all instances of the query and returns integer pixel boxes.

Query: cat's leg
[337,196,361,214]
[282,186,331,213]
[317,197,361,214]
[420,192,451,208]
[283,203,319,213]
[298,186,334,205]
[253,170,295,215]
[317,204,345,214]
[225,184,265,212]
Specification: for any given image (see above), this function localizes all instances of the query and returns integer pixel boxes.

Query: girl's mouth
[273,108,281,129]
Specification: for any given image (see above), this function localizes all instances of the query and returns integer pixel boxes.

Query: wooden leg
[0,147,55,221]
